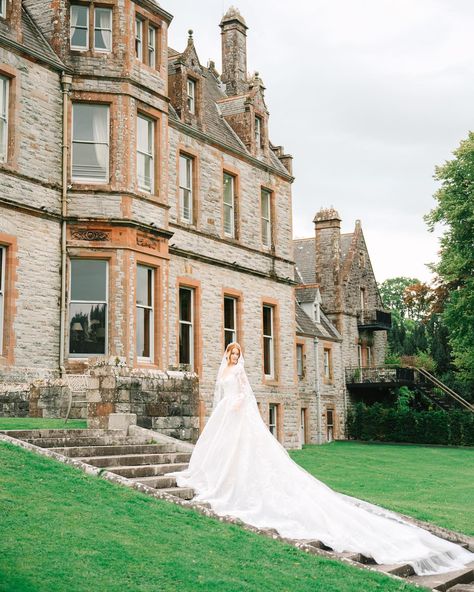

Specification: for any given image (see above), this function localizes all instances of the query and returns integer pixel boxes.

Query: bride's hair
[225,342,241,364]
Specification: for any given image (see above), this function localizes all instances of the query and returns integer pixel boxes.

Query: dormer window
[255,115,262,146]
[70,5,112,52]
[0,0,6,18]
[187,78,196,114]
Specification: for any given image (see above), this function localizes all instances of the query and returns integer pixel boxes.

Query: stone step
[107,463,189,478]
[129,475,178,489]
[407,563,474,592]
[50,443,177,457]
[76,452,192,468]
[0,429,112,439]
[450,585,474,592]
[24,436,149,448]
[159,487,194,500]
[372,563,415,578]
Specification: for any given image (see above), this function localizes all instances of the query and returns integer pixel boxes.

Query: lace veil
[212,342,252,409]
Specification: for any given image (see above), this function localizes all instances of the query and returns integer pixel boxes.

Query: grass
[290,441,474,536]
[0,441,420,592]
[0,417,87,430]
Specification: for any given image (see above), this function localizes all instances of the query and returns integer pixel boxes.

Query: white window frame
[179,153,193,223]
[0,75,8,163]
[255,115,262,146]
[187,78,196,114]
[68,259,108,358]
[223,173,235,238]
[72,103,110,183]
[269,403,278,438]
[148,25,156,67]
[70,4,89,50]
[296,344,304,379]
[179,287,194,370]
[136,265,154,362]
[261,188,272,248]
[326,409,335,442]
[137,113,154,193]
[263,304,274,379]
[135,17,143,61]
[224,296,237,347]
[300,408,307,445]
[0,0,6,18]
[94,6,112,52]
[0,245,5,355]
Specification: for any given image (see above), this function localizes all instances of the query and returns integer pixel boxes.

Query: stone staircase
[0,428,194,500]
[1,427,473,591]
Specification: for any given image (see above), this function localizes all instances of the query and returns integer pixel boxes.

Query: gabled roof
[295,302,341,341]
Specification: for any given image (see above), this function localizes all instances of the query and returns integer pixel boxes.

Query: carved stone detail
[137,234,161,250]
[71,229,110,242]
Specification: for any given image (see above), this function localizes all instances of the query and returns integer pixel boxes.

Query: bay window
[70,5,112,52]
[94,7,112,51]
[148,25,156,67]
[0,75,9,162]
[72,103,109,183]
[179,154,193,223]
[135,17,143,60]
[137,114,154,192]
[136,265,154,361]
[179,287,194,369]
[69,259,108,356]
[70,5,88,49]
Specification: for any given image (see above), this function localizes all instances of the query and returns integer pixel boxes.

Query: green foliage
[396,386,415,411]
[412,351,436,373]
[384,352,401,366]
[378,277,420,317]
[347,402,474,447]
[0,418,87,430]
[426,131,474,383]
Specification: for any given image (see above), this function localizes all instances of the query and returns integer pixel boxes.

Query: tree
[426,131,474,383]
[378,277,421,317]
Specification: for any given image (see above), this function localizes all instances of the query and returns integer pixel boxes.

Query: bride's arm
[231,366,248,411]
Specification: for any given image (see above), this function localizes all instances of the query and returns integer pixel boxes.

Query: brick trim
[0,232,18,365]
[176,276,202,376]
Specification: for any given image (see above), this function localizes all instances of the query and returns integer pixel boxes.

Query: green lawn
[290,441,474,536]
[0,442,419,592]
[0,417,87,430]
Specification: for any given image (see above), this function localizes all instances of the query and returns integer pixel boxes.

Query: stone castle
[0,1,389,448]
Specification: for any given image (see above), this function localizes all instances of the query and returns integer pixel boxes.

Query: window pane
[223,174,233,205]
[264,336,272,375]
[179,323,191,365]
[0,247,3,291]
[94,8,112,50]
[224,297,235,330]
[261,190,270,218]
[179,288,192,322]
[148,26,156,66]
[73,104,108,142]
[70,5,88,48]
[137,116,152,153]
[136,265,152,306]
[72,5,88,27]
[263,306,272,336]
[69,302,106,354]
[72,142,108,180]
[224,329,235,349]
[136,307,152,358]
[71,259,107,301]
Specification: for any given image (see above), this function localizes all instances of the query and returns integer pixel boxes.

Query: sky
[166,1,474,282]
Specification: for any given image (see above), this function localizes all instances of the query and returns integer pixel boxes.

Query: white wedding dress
[173,355,473,576]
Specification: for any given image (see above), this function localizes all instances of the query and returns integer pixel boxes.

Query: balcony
[345,366,415,389]
[357,309,392,331]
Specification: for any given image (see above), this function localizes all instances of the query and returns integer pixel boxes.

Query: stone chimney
[313,208,342,314]
[220,6,248,96]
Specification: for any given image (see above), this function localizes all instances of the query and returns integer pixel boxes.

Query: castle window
[70,5,89,50]
[148,25,156,67]
[69,259,108,357]
[261,188,272,248]
[268,403,279,438]
[72,103,109,183]
[94,7,112,51]
[0,75,8,162]
[0,246,5,354]
[135,17,143,60]
[0,0,6,19]
[224,296,237,348]
[296,344,304,379]
[179,154,193,223]
[223,172,236,238]
[323,347,333,382]
[263,304,275,378]
[300,408,308,444]
[187,78,196,114]
[255,115,262,146]
[179,287,194,369]
[137,114,154,192]
[136,265,154,361]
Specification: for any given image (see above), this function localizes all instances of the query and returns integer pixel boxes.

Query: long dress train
[172,363,473,576]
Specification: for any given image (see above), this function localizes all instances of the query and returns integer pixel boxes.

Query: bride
[173,342,473,575]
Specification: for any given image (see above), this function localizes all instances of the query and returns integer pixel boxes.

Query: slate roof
[295,302,341,341]
[293,238,317,285]
[168,48,289,175]
[20,8,65,69]
[295,285,318,304]
[341,233,354,260]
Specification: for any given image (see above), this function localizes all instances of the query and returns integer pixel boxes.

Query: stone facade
[0,3,388,448]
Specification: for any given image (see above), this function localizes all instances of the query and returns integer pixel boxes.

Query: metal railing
[356,309,392,329]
